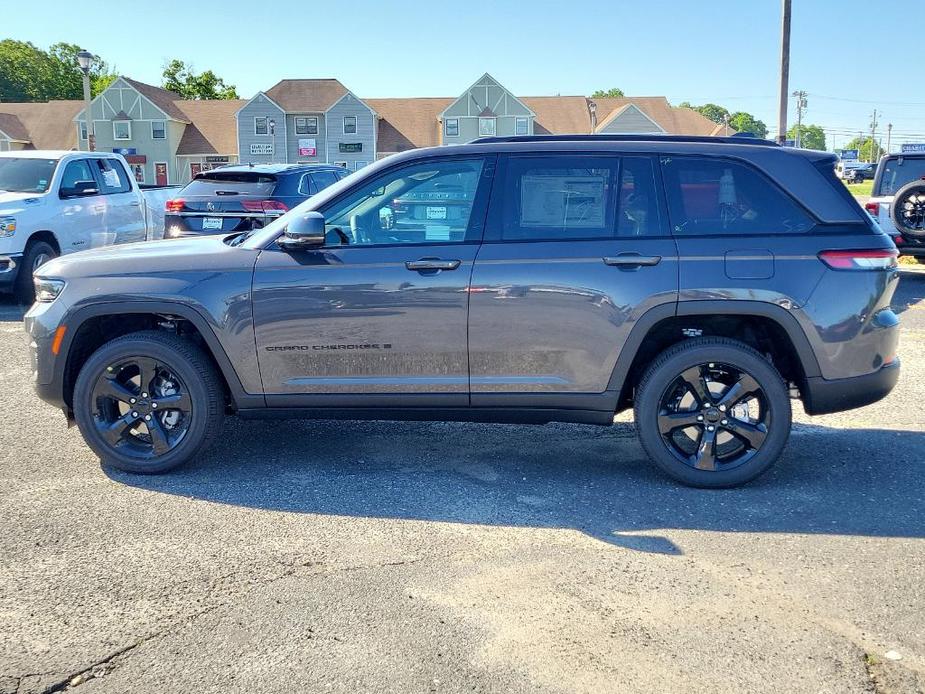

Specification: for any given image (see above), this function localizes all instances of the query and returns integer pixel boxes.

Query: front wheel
[634,337,792,488]
[14,240,57,304]
[73,331,225,474]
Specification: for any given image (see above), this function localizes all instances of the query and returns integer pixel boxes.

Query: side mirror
[278,211,326,250]
[60,180,99,198]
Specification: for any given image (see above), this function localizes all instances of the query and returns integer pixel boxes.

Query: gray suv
[24,135,901,487]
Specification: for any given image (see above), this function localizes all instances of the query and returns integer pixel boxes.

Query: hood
[0,190,45,215]
[36,235,257,280]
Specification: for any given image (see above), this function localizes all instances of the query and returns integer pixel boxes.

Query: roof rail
[470,133,778,146]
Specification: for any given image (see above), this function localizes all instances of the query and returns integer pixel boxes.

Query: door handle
[129,200,141,206]
[405,258,461,272]
[603,254,662,267]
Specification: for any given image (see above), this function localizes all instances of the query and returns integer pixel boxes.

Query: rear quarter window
[661,156,814,235]
[181,172,277,197]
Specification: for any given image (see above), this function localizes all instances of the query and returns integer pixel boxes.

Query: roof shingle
[264,79,349,113]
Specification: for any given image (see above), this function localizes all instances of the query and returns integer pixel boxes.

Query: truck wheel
[633,337,791,488]
[890,181,925,238]
[14,240,57,304]
[73,330,224,474]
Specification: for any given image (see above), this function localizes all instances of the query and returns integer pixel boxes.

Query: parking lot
[0,269,922,694]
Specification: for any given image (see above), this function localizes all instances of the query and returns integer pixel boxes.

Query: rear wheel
[73,331,224,473]
[634,337,792,488]
[891,181,925,238]
[14,240,57,304]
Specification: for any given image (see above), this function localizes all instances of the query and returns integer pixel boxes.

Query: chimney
[589,100,598,133]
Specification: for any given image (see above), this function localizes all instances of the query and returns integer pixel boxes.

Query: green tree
[787,123,826,150]
[728,111,768,139]
[693,103,730,125]
[162,60,238,100]
[844,137,884,163]
[0,39,115,101]
[591,87,624,99]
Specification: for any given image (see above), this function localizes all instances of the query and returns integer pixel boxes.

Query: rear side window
[876,156,925,196]
[94,158,132,194]
[661,156,814,235]
[182,172,277,197]
[311,170,340,191]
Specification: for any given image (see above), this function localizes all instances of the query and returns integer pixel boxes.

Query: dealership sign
[298,138,317,156]
[206,156,229,163]
[250,143,273,155]
[836,149,859,160]
[901,143,925,153]
[112,147,136,155]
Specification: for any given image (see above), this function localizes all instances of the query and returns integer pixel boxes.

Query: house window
[354,161,368,171]
[78,122,87,140]
[113,120,131,140]
[295,116,318,135]
[152,120,166,139]
[515,117,529,136]
[343,116,357,134]
[255,117,268,135]
[444,118,459,137]
[478,117,496,137]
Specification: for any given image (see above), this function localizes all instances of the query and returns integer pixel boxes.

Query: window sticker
[520,174,606,228]
[102,168,120,188]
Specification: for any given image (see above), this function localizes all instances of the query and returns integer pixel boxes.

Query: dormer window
[113,120,131,140]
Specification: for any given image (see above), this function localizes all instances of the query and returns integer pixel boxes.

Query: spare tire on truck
[890,179,925,239]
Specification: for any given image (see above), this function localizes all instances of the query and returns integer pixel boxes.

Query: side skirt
[236,407,615,426]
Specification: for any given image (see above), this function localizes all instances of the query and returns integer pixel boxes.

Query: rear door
[468,152,679,410]
[92,157,146,244]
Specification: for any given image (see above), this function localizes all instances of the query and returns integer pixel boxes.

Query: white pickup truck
[0,150,177,301]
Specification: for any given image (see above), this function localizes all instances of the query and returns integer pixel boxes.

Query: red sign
[125,155,147,164]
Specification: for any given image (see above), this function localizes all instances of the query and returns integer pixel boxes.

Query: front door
[468,153,679,410]
[252,155,493,407]
[154,162,168,186]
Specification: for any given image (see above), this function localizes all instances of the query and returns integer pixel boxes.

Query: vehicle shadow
[0,296,24,322]
[894,267,924,316]
[107,418,925,555]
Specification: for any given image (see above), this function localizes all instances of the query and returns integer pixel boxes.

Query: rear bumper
[896,237,925,257]
[0,254,22,291]
[802,359,900,415]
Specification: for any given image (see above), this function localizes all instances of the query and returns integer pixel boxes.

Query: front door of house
[154,162,168,186]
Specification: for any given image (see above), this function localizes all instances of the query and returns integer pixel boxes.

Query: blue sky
[6,0,924,149]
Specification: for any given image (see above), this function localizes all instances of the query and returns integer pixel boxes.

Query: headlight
[0,216,16,238]
[33,277,65,303]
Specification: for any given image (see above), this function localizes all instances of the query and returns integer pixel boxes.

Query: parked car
[26,134,900,488]
[0,150,176,302]
[865,152,925,263]
[161,163,350,239]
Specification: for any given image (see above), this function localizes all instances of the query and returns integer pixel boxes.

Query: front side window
[515,117,529,136]
[59,159,96,192]
[255,117,268,135]
[295,116,318,135]
[445,118,459,137]
[661,156,814,235]
[113,121,131,140]
[343,116,357,134]
[95,158,132,194]
[478,117,496,137]
[152,120,166,139]
[494,155,617,241]
[321,158,486,246]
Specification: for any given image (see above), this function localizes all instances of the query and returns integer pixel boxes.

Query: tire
[890,180,925,238]
[14,240,57,304]
[73,330,224,474]
[633,337,792,488]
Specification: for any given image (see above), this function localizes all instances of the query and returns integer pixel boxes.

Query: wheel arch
[58,301,262,413]
[609,300,821,412]
[26,230,61,255]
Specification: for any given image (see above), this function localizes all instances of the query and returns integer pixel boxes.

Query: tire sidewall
[890,181,925,237]
[635,342,792,488]
[74,338,213,474]
[15,241,57,304]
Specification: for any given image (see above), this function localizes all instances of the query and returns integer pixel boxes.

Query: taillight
[241,199,288,213]
[818,249,898,270]
[165,199,184,213]
[864,201,879,217]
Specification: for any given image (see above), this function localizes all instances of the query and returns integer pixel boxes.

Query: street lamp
[76,50,95,152]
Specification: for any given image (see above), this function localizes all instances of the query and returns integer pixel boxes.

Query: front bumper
[0,254,22,291]
[802,359,900,415]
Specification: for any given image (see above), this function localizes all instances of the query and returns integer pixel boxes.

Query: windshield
[0,157,58,193]
[876,156,925,196]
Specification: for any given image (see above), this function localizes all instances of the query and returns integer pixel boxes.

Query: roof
[0,113,30,141]
[121,77,189,122]
[522,96,596,135]
[210,162,344,174]
[367,97,453,153]
[174,99,247,154]
[0,100,83,149]
[264,79,349,113]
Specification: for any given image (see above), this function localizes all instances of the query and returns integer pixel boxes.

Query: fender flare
[58,300,262,409]
[606,299,821,393]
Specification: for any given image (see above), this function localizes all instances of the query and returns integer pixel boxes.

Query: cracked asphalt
[1,268,924,694]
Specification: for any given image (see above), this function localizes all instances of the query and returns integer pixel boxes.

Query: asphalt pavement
[1,269,923,694]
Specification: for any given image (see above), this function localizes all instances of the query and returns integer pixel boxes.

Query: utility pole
[792,90,807,147]
[869,109,879,163]
[76,50,95,152]
[723,113,730,136]
[886,123,893,154]
[776,0,791,145]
